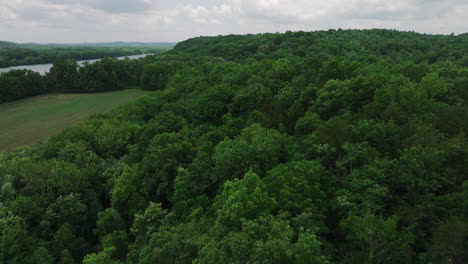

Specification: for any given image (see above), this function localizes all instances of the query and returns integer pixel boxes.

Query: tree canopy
[0,29,467,263]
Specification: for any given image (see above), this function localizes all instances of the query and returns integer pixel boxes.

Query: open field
[0,89,151,151]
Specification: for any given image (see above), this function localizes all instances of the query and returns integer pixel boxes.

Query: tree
[132,206,164,236]
[140,132,195,205]
[29,247,54,264]
[90,118,140,158]
[140,60,183,91]
[213,124,287,182]
[111,165,146,220]
[314,79,352,119]
[48,59,79,92]
[135,222,200,264]
[340,214,413,264]
[2,29,468,264]
[265,161,329,216]
[295,111,322,136]
[419,72,448,99]
[429,217,468,264]
[18,160,89,204]
[51,223,88,261]
[315,118,352,148]
[196,215,330,264]
[45,193,87,230]
[0,215,33,263]
[93,208,125,239]
[100,231,128,260]
[83,247,122,264]
[128,202,167,257]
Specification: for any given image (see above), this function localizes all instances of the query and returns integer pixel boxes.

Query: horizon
[1,0,467,43]
[0,40,178,45]
[2,28,468,45]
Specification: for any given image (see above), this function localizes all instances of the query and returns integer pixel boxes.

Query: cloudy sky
[1,0,467,43]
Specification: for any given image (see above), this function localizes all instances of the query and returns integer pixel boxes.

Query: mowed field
[0,89,151,151]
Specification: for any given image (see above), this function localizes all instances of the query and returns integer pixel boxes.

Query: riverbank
[0,53,156,75]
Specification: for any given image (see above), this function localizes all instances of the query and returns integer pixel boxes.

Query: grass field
[0,89,151,151]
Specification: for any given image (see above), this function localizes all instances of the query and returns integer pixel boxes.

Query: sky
[1,0,467,43]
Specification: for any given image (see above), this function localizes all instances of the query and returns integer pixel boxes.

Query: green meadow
[0,89,150,151]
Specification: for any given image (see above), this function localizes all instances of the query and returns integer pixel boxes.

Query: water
[0,54,151,75]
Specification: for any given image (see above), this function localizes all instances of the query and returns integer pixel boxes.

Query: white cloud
[0,0,467,43]
[0,6,16,20]
[43,0,157,14]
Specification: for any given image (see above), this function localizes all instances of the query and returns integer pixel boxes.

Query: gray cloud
[0,0,467,43]
[14,6,50,21]
[44,0,155,13]
[91,0,153,13]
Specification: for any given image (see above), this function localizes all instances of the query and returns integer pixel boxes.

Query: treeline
[0,29,467,264]
[0,56,157,103]
[174,29,468,65]
[0,46,168,68]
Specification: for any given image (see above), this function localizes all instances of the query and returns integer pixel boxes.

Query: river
[0,54,152,75]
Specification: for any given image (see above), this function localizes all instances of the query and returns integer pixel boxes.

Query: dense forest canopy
[0,29,467,264]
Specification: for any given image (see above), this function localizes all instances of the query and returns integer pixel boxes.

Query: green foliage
[131,202,166,236]
[0,44,166,68]
[135,222,200,264]
[140,131,195,205]
[83,247,123,264]
[0,215,33,263]
[94,208,126,239]
[140,59,184,91]
[0,69,46,102]
[51,223,88,262]
[0,51,162,103]
[48,59,79,92]
[45,193,87,230]
[29,247,54,264]
[196,214,329,264]
[100,231,128,260]
[419,72,448,98]
[429,216,468,264]
[213,124,287,182]
[1,29,467,264]
[341,214,414,264]
[265,161,329,215]
[88,118,141,158]
[129,202,167,257]
[315,118,352,148]
[111,165,146,220]
[214,171,274,228]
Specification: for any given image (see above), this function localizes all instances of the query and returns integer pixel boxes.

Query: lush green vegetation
[0,89,151,151]
[1,29,467,264]
[0,42,171,67]
[0,55,156,103]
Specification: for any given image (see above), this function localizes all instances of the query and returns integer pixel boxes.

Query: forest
[0,29,467,263]
[0,57,148,103]
[0,43,170,68]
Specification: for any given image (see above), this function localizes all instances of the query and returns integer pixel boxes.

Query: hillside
[173,29,468,64]
[68,42,177,47]
[0,41,17,47]
[0,29,467,264]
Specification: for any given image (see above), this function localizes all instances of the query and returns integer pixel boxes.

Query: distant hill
[70,42,177,47]
[0,41,172,68]
[0,41,17,47]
